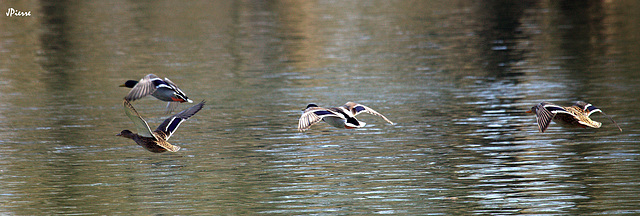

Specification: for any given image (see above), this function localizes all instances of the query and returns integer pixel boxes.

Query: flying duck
[526,101,621,133]
[120,74,193,113]
[117,99,205,153]
[298,102,394,131]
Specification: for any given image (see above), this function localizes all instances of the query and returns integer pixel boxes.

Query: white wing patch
[162,117,186,140]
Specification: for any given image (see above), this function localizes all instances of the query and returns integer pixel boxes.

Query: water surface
[1,0,639,215]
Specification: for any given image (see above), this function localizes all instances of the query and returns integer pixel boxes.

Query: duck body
[117,130,175,153]
[527,101,621,133]
[320,106,365,129]
[298,102,393,131]
[151,85,190,102]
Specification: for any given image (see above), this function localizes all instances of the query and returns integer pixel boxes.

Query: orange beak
[525,110,532,113]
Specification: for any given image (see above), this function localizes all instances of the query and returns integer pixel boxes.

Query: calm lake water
[1,0,640,215]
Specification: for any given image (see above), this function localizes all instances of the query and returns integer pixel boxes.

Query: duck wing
[156,141,181,152]
[163,78,191,101]
[124,74,161,101]
[162,77,192,113]
[344,102,394,125]
[534,103,565,133]
[160,78,193,114]
[123,99,157,139]
[298,107,341,131]
[154,100,205,141]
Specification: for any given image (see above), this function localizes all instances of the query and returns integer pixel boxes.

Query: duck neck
[119,132,139,140]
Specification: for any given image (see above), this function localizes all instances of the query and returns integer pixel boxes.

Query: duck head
[303,103,318,111]
[116,129,136,139]
[525,105,537,114]
[119,80,138,88]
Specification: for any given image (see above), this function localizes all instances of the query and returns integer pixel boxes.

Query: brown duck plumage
[117,99,205,153]
[526,101,621,133]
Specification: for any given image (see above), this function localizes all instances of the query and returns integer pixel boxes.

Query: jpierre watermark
[6,8,31,17]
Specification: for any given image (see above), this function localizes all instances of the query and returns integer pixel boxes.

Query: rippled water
[1,0,640,215]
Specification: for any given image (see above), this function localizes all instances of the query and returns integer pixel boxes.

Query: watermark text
[6,8,31,17]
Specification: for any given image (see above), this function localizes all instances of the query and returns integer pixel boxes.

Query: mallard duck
[298,102,394,131]
[117,99,205,153]
[526,101,622,133]
[120,74,193,113]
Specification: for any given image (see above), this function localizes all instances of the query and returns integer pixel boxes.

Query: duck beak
[116,133,122,136]
[118,84,126,87]
[525,110,533,113]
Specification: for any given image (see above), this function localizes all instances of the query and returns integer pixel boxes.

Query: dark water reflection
[1,0,639,215]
